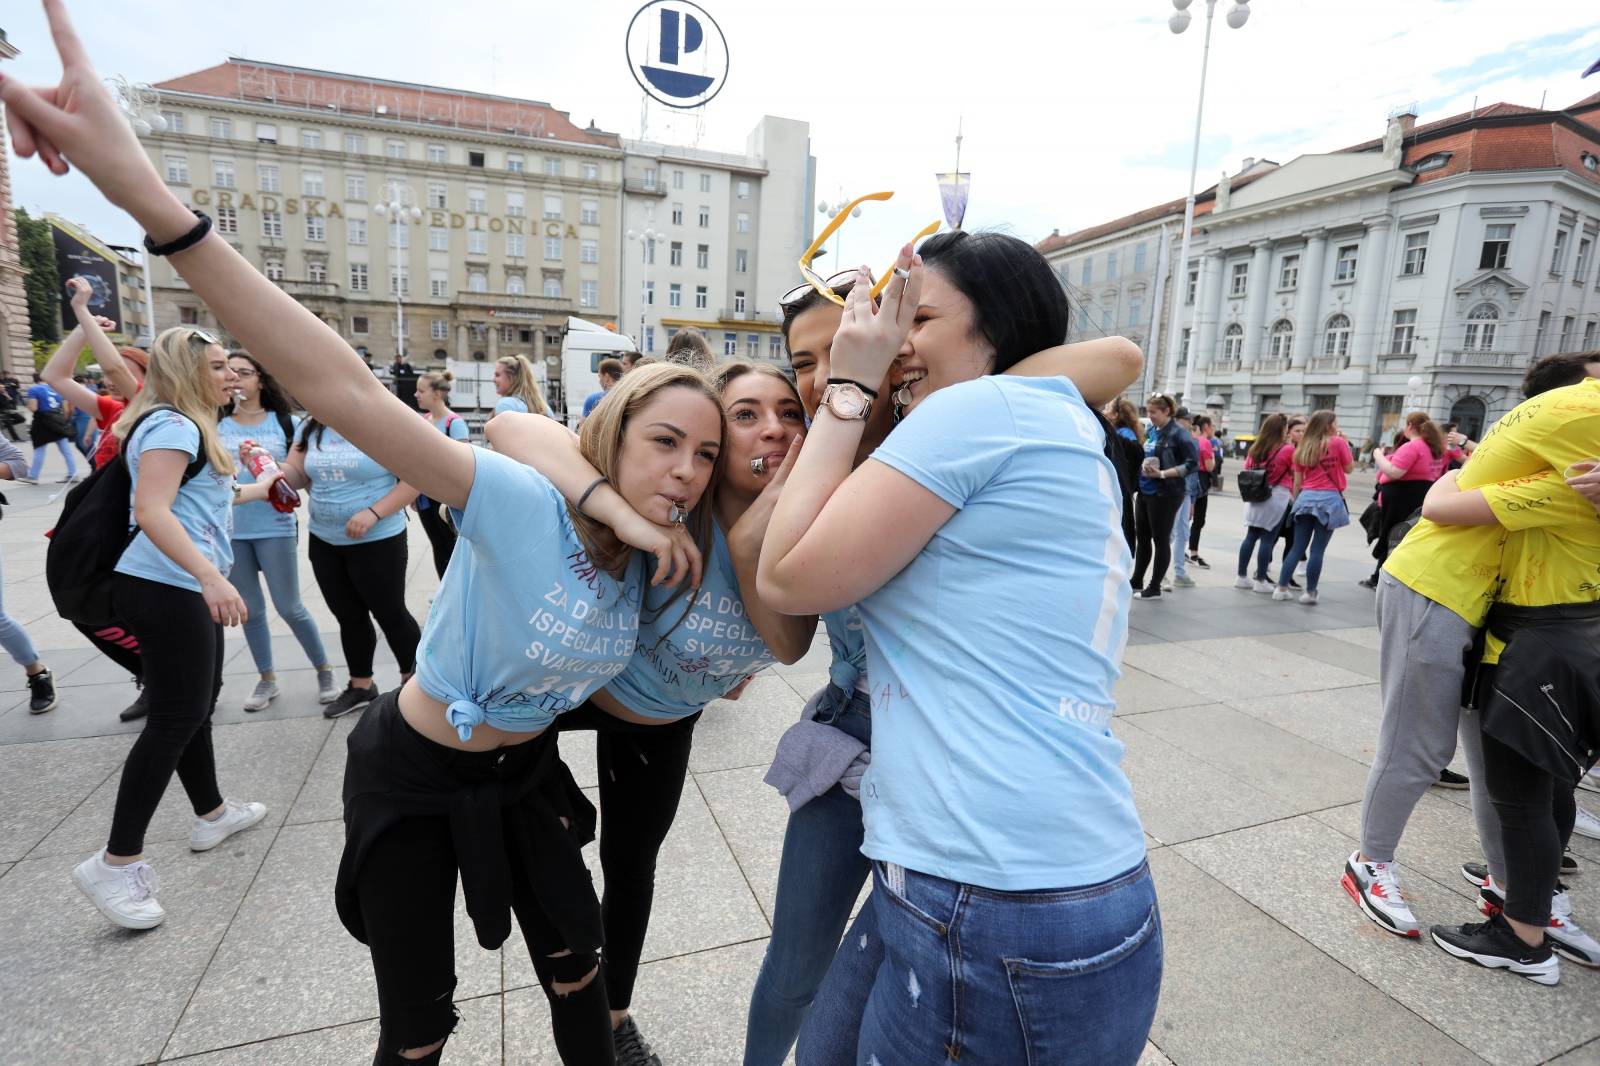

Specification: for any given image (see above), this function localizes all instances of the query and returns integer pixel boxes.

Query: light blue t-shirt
[416,449,644,740]
[428,410,471,441]
[299,425,407,546]
[857,375,1144,892]
[494,396,530,416]
[604,522,774,720]
[114,410,235,593]
[218,411,301,541]
[822,607,867,694]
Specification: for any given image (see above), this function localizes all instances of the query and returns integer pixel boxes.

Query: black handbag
[1237,468,1271,503]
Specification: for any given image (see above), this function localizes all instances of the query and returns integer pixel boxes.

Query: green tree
[15,208,61,346]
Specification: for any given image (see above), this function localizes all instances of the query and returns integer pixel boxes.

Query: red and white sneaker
[1547,888,1600,968]
[1342,852,1421,938]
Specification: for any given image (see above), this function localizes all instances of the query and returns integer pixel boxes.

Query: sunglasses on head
[779,270,861,311]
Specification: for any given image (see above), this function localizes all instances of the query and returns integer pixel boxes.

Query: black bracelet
[826,377,880,400]
[576,476,608,515]
[366,506,382,521]
[143,209,213,257]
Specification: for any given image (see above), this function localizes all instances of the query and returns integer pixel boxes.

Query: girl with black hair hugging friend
[0,18,721,1060]
[755,230,1156,1065]
[742,252,1143,1066]
[218,350,338,710]
[490,360,814,1066]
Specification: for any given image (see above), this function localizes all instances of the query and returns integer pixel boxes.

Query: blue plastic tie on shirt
[448,699,486,742]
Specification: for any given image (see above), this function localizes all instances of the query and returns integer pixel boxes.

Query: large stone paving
[0,473,1595,1064]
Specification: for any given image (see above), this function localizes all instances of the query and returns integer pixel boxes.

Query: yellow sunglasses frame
[797,191,941,306]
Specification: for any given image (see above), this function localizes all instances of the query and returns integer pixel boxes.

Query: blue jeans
[1171,494,1193,578]
[1237,525,1277,581]
[0,547,39,668]
[744,685,873,1066]
[229,536,330,674]
[802,860,1162,1066]
[28,438,77,480]
[1278,514,1335,594]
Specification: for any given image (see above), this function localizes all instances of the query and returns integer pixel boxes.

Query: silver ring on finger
[893,266,910,279]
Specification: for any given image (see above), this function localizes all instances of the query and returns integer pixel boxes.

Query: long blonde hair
[573,362,727,580]
[497,354,548,415]
[1293,409,1339,469]
[114,327,234,473]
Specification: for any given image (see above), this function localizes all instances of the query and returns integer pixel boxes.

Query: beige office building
[143,59,625,408]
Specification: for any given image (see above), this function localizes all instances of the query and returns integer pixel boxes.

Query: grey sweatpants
[1360,574,1506,883]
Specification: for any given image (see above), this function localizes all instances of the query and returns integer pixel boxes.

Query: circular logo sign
[625,1,729,110]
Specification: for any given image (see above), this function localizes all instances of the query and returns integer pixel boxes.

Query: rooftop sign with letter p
[626,1,729,110]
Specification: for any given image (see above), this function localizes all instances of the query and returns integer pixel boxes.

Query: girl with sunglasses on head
[69,326,275,931]
[413,369,471,579]
[491,359,813,1066]
[4,15,725,1060]
[218,350,338,711]
[744,247,1148,1066]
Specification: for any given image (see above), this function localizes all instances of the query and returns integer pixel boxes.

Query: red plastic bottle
[240,440,302,514]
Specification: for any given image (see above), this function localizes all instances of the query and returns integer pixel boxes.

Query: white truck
[556,316,637,429]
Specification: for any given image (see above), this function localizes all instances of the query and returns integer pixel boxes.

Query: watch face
[826,384,867,419]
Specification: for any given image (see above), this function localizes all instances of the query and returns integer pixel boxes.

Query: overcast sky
[5,0,1598,282]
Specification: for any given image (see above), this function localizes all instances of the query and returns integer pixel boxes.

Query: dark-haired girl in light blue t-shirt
[761,233,1158,1066]
[491,360,816,1060]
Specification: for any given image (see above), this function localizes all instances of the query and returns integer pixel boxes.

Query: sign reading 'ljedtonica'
[186,189,581,238]
[626,1,729,110]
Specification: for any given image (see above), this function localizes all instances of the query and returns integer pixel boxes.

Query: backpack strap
[125,405,209,484]
[275,410,294,449]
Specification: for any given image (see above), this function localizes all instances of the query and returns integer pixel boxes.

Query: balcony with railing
[1254,357,1290,374]
[274,279,340,299]
[1209,356,1241,372]
[1442,349,1523,368]
[455,290,574,315]
[1377,352,1417,371]
[718,308,783,325]
[1306,355,1349,372]
[624,178,668,197]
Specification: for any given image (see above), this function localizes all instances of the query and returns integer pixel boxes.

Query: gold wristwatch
[819,382,873,422]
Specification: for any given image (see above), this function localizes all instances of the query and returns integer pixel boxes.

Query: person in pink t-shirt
[1273,410,1356,605]
[1362,412,1447,588]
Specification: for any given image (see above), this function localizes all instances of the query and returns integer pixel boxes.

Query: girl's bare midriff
[397,677,548,751]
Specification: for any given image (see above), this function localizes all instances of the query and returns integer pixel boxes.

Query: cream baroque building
[0,27,32,376]
[143,59,624,409]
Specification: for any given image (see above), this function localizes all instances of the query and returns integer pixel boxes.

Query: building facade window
[544,277,562,298]
[1334,244,1359,283]
[700,174,713,193]
[1584,320,1598,349]
[1559,315,1575,352]
[547,158,564,177]
[737,180,751,199]
[429,226,448,252]
[425,143,447,164]
[734,290,747,313]
[346,173,367,200]
[696,244,709,269]
[580,281,598,308]
[1229,262,1248,296]
[386,140,406,160]
[216,207,238,234]
[723,332,737,356]
[1324,313,1351,357]
[161,111,185,134]
[668,283,682,307]
[669,241,683,266]
[1278,254,1299,290]
[736,212,750,234]
[389,267,409,296]
[695,285,708,310]
[350,264,369,292]
[644,281,654,305]
[351,315,369,334]
[543,194,561,220]
[468,188,487,214]
[261,210,282,239]
[1268,319,1294,359]
[468,272,487,293]
[506,153,525,173]
[1082,260,1092,286]
[258,164,280,193]
[1185,269,1197,304]
[735,249,749,273]
[427,182,447,209]
[308,260,327,283]
[305,215,325,242]
[1480,224,1513,270]
[165,154,189,184]
[506,275,525,295]
[1390,309,1416,354]
[1463,303,1499,351]
[302,169,324,197]
[1133,242,1146,274]
[699,206,711,228]
[504,191,525,218]
[507,234,526,258]
[581,240,598,264]
[672,170,685,190]
[344,133,366,154]
[671,203,684,225]
[1221,323,1243,362]
[210,117,232,139]
[581,163,598,181]
[1106,251,1118,279]
[467,231,488,256]
[264,259,284,281]
[255,123,277,144]
[1178,328,1191,366]
[213,159,236,188]
[389,222,409,250]
[348,218,367,246]
[1535,310,1552,356]
[299,128,321,149]
[430,270,450,298]
[1401,231,1429,276]
[1576,237,1593,285]
[1551,229,1570,275]
[432,319,450,341]
[545,236,562,260]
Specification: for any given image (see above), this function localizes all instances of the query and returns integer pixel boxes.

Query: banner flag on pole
[1584,56,1600,77]
[936,172,970,231]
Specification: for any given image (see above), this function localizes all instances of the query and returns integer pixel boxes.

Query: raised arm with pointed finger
[0,1,472,508]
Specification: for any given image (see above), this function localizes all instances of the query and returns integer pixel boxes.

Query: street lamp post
[1163,0,1251,407]
[373,182,422,360]
[626,220,660,355]
[110,75,166,347]
[817,194,863,265]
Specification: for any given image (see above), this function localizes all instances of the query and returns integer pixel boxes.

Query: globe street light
[1163,0,1250,406]
[626,221,660,355]
[106,75,165,347]
[373,181,422,359]
[817,196,862,264]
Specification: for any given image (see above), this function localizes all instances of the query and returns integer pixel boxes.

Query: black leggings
[359,797,613,1065]
[1482,731,1577,927]
[416,503,457,580]
[308,532,420,680]
[559,704,698,1011]
[1187,493,1209,553]
[106,574,225,856]
[1132,492,1183,593]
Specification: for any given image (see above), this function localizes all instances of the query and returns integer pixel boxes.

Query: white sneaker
[1299,590,1320,605]
[316,669,339,704]
[1161,578,1174,592]
[1253,580,1275,594]
[190,799,267,852]
[242,679,279,712]
[1233,576,1254,590]
[1574,803,1600,842]
[1173,574,1196,589]
[72,851,165,930]
[1549,888,1600,967]
[1272,587,1293,602]
[1341,851,1420,937]
[1580,766,1600,795]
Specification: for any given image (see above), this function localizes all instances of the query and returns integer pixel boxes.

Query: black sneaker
[119,689,150,722]
[1431,913,1560,985]
[1287,577,1302,590]
[1136,588,1162,600]
[1358,575,1379,589]
[1435,768,1469,789]
[27,668,58,714]
[1188,553,1211,570]
[1463,856,1580,885]
[323,683,377,719]
[612,1016,662,1066]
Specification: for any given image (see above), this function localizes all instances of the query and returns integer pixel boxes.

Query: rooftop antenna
[1539,89,1547,110]
[1471,95,1478,118]
[953,115,964,184]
